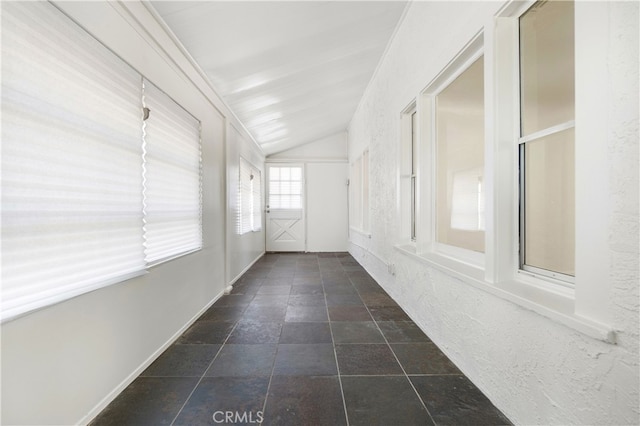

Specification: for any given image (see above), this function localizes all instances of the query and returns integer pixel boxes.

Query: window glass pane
[290,167,302,181]
[524,128,575,276]
[436,56,485,253]
[520,0,574,136]
[270,167,280,181]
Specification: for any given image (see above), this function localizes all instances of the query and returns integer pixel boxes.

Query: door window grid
[269,166,302,209]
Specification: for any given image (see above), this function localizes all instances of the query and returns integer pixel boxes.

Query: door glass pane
[520,0,574,136]
[524,127,575,276]
[269,166,302,209]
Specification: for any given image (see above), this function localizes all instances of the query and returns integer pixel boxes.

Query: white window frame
[349,149,370,235]
[400,103,418,245]
[417,32,485,268]
[395,1,616,343]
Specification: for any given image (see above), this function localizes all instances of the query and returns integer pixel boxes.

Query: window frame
[419,32,485,268]
[239,156,262,234]
[516,0,576,285]
[349,149,370,235]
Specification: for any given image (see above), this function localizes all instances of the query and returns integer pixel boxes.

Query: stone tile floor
[91,253,511,426]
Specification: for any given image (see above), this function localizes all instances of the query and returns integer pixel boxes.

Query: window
[1,2,202,321]
[239,157,262,234]
[269,166,302,209]
[411,111,418,241]
[349,150,369,233]
[435,56,485,255]
[519,0,575,281]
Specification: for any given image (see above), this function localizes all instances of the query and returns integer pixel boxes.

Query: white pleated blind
[252,169,262,231]
[1,2,145,320]
[142,80,202,264]
[239,158,262,234]
[239,158,253,234]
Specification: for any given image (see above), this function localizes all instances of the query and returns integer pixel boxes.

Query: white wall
[306,163,349,252]
[348,1,639,425]
[0,2,264,424]
[268,132,349,252]
[268,132,347,160]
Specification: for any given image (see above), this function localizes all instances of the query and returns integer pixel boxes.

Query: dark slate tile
[323,283,358,295]
[292,276,323,286]
[328,306,373,321]
[227,320,283,344]
[268,269,296,278]
[322,277,351,286]
[173,377,268,426]
[256,285,292,295]
[325,293,364,307]
[285,306,329,322]
[291,285,324,295]
[262,277,294,286]
[231,281,261,296]
[262,376,346,426]
[335,344,403,375]
[360,292,399,307]
[198,306,246,322]
[341,376,434,426]
[205,344,277,377]
[243,305,288,322]
[352,281,384,293]
[331,322,385,344]
[177,321,235,344]
[280,322,332,344]
[377,321,431,343]
[369,306,412,321]
[213,294,254,308]
[248,295,289,308]
[273,344,338,376]
[288,294,326,307]
[391,343,461,375]
[410,375,512,426]
[141,344,220,377]
[89,377,197,426]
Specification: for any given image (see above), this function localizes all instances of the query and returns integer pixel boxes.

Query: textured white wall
[348,1,639,425]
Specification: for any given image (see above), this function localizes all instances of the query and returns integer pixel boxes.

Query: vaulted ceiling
[149,1,408,156]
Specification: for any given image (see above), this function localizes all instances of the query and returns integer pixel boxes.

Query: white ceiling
[149,1,408,156]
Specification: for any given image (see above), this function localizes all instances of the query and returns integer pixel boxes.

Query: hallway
[90,253,510,425]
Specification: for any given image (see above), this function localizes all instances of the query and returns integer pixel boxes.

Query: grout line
[349,264,438,426]
[325,259,351,426]
[169,319,240,426]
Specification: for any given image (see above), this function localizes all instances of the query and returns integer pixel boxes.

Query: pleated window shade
[1,2,145,320]
[251,168,262,232]
[1,2,203,321]
[239,157,262,234]
[142,81,202,264]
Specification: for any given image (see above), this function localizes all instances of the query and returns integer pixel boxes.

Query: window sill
[350,227,371,238]
[394,244,615,344]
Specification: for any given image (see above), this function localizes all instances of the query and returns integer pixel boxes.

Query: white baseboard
[78,291,223,425]
[227,251,266,289]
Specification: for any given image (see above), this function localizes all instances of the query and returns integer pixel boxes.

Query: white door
[266,164,305,252]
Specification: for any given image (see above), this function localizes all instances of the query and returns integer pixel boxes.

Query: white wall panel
[306,163,349,252]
